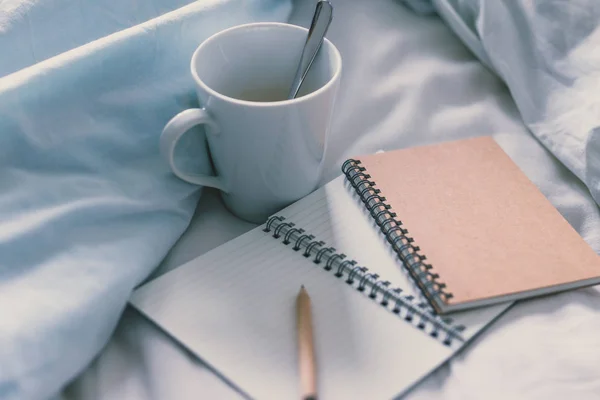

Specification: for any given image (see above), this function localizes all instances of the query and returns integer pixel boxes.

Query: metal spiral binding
[341,159,454,312]
[263,215,466,346]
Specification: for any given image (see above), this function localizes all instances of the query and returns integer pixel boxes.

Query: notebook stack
[130,136,600,399]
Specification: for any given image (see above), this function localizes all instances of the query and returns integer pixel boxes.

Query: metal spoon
[287,0,333,99]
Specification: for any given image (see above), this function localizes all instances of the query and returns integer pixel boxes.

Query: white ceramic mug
[160,22,342,223]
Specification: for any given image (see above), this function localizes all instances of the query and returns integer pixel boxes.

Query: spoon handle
[288,0,333,99]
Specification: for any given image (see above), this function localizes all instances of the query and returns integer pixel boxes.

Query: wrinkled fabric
[0,1,291,399]
[401,0,600,208]
[0,0,196,77]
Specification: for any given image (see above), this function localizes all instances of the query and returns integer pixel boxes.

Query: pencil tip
[301,284,305,289]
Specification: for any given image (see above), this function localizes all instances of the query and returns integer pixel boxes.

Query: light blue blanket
[0,1,291,399]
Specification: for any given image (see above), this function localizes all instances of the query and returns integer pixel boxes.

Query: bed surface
[61,0,600,399]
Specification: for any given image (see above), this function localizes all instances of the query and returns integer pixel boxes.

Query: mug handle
[160,108,227,192]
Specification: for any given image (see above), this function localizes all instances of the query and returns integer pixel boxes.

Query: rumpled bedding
[404,0,600,213]
[0,1,291,399]
[1,0,600,399]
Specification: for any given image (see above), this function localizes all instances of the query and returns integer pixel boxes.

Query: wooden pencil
[296,285,317,400]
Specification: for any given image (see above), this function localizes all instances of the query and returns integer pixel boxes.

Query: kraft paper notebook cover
[342,136,600,314]
[130,173,511,400]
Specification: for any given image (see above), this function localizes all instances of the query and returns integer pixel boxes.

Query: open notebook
[130,171,511,399]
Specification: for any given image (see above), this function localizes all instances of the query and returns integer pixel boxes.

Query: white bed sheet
[61,0,600,399]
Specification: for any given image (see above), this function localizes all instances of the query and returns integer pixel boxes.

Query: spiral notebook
[129,139,520,399]
[341,136,600,314]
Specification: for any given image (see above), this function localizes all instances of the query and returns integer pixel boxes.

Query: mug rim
[190,22,342,107]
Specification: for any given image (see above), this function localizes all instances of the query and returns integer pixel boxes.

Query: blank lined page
[130,176,509,400]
